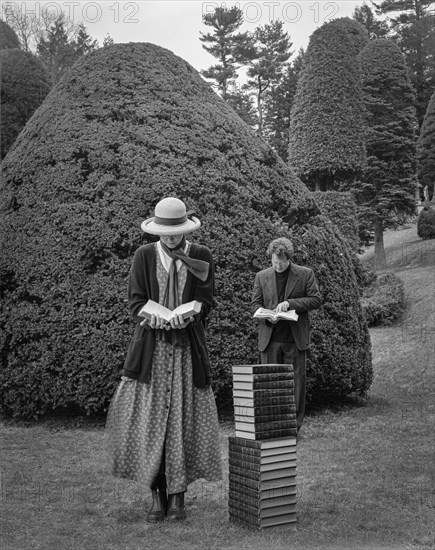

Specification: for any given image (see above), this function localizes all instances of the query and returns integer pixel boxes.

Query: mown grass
[1,223,434,550]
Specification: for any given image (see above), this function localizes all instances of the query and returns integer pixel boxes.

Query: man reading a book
[251,237,322,432]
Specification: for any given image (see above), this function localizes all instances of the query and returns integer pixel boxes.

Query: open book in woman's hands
[253,307,298,322]
[138,300,201,324]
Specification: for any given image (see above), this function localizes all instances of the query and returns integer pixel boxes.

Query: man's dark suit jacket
[251,262,322,352]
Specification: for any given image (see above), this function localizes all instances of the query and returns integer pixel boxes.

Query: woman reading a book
[105,197,222,523]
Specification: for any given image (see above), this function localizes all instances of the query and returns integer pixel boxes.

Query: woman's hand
[275,301,289,313]
[140,313,167,330]
[169,314,194,330]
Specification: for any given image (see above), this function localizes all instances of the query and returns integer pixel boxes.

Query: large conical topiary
[0,43,372,418]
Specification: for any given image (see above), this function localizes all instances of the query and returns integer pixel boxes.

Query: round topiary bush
[0,42,372,418]
[0,20,20,50]
[417,205,435,240]
[0,48,52,160]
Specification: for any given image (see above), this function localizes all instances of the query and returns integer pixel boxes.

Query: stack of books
[229,364,298,531]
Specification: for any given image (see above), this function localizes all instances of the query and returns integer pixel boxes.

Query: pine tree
[353,2,389,38]
[199,6,254,101]
[417,90,435,201]
[374,0,435,126]
[264,49,305,161]
[71,23,98,58]
[357,38,418,270]
[288,18,369,190]
[36,17,77,83]
[245,20,292,137]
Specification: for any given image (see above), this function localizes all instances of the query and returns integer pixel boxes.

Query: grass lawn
[1,223,434,550]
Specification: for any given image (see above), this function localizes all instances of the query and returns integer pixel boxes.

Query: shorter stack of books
[232,364,298,439]
[229,364,298,530]
[228,436,297,530]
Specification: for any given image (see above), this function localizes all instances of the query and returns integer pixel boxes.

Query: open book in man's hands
[138,300,201,324]
[253,307,298,322]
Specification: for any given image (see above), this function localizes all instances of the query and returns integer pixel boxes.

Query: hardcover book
[138,299,201,323]
[233,379,294,390]
[229,455,296,472]
[229,508,297,529]
[233,404,296,417]
[232,364,293,375]
[228,482,297,501]
[232,372,294,382]
[234,427,298,440]
[253,307,298,322]
[229,498,297,519]
[229,489,297,509]
[229,464,297,481]
[228,449,297,465]
[234,412,297,423]
[233,395,295,407]
[229,472,297,491]
[234,419,297,433]
[229,436,297,450]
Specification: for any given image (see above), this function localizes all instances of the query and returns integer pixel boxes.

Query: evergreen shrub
[417,205,435,240]
[0,43,372,418]
[361,272,405,326]
[0,48,51,160]
[312,191,360,252]
[0,20,20,50]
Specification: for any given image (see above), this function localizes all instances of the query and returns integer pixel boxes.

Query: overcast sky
[10,1,370,72]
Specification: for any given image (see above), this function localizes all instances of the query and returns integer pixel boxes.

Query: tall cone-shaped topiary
[0,43,371,418]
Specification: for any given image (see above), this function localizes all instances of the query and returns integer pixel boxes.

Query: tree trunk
[373,219,387,271]
[257,76,263,137]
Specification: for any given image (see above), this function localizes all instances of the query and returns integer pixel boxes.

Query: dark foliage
[312,191,360,253]
[0,43,372,418]
[0,48,51,160]
[361,272,405,326]
[417,205,435,240]
[0,20,20,49]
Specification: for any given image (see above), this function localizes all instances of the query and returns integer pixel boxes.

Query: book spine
[233,380,294,390]
[233,395,295,406]
[229,472,263,489]
[228,447,296,462]
[229,456,296,472]
[234,412,297,423]
[229,464,297,481]
[232,364,294,375]
[232,373,294,381]
[229,510,262,528]
[229,485,297,505]
[233,404,297,416]
[229,498,297,518]
[234,420,298,432]
[229,436,297,449]
[235,428,298,440]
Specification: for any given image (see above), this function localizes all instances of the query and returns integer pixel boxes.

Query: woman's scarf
[159,237,210,346]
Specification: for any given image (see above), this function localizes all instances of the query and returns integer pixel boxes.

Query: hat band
[154,214,188,226]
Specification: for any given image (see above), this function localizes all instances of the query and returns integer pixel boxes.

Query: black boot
[146,489,168,523]
[147,474,168,523]
[167,492,186,521]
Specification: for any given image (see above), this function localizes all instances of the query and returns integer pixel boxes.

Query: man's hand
[275,301,289,313]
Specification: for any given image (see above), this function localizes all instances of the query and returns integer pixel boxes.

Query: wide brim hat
[141,197,201,236]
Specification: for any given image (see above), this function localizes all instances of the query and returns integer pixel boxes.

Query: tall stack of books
[229,364,298,531]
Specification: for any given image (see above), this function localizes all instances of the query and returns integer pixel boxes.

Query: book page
[138,300,172,321]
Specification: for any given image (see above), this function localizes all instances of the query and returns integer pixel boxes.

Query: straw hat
[141,197,201,235]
